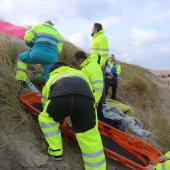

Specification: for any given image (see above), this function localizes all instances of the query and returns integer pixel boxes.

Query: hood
[93,29,104,38]
[50,62,69,73]
[80,54,99,67]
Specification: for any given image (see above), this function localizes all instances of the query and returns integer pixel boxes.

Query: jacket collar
[80,54,98,67]
[50,62,70,75]
[93,29,104,38]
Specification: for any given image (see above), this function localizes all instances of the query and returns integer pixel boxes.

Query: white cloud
[160,47,170,54]
[0,0,114,25]
[0,0,170,70]
[119,52,133,63]
[131,27,160,47]
[99,16,122,28]
[68,32,90,51]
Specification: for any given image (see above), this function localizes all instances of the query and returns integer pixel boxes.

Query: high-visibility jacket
[16,23,63,82]
[41,66,93,106]
[104,61,121,80]
[39,65,106,170]
[90,30,109,67]
[80,54,103,103]
[24,23,63,53]
[153,151,170,170]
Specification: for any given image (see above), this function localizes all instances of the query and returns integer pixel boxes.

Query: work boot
[49,155,63,161]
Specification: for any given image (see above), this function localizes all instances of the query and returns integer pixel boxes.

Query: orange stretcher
[20,92,162,170]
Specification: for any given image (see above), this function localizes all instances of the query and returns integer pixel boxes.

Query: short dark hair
[94,23,103,32]
[74,51,87,60]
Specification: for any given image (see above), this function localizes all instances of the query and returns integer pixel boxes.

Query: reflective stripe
[90,52,100,55]
[36,33,57,40]
[44,129,60,137]
[51,74,87,87]
[91,48,100,50]
[100,48,109,51]
[58,40,63,43]
[83,149,104,158]
[42,95,48,101]
[101,54,108,57]
[162,164,166,170]
[35,38,57,46]
[84,158,106,167]
[93,87,103,91]
[91,80,103,84]
[17,68,28,73]
[30,30,36,36]
[40,123,56,128]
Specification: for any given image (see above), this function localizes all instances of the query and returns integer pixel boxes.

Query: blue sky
[1,0,170,69]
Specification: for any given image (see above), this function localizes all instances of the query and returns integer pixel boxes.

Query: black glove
[104,72,109,76]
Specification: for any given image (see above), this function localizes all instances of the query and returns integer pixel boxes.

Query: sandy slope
[0,116,129,170]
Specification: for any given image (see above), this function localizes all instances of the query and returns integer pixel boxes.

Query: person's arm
[56,32,63,53]
[99,36,109,67]
[165,151,170,160]
[116,63,121,76]
[89,63,104,104]
[24,26,37,48]
[146,152,170,170]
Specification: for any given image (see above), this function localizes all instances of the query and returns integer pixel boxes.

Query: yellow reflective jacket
[41,66,93,107]
[24,23,63,53]
[90,30,109,67]
[108,61,121,76]
[80,54,103,103]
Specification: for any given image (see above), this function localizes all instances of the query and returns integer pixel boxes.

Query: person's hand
[65,116,72,127]
[158,155,168,163]
[145,164,155,170]
[108,72,113,78]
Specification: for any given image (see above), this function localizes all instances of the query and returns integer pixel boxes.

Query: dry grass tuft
[0,35,81,133]
[59,40,82,67]
[0,34,29,132]
[117,62,170,151]
[138,108,170,152]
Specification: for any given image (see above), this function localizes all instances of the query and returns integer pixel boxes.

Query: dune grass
[0,34,29,132]
[118,62,170,151]
[0,33,169,152]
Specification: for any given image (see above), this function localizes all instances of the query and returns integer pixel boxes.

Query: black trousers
[105,78,117,100]
[46,95,96,133]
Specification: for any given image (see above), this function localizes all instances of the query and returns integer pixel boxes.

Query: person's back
[74,51,103,105]
[39,62,106,170]
[25,22,63,54]
[16,21,63,82]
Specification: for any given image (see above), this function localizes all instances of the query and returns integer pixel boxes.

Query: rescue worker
[74,51,121,129]
[15,20,63,82]
[38,62,106,170]
[90,23,109,67]
[104,54,121,100]
[74,51,103,107]
[146,151,170,170]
